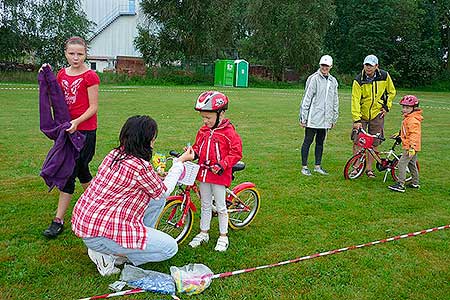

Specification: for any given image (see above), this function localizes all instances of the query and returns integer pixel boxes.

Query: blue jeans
[83,199,177,266]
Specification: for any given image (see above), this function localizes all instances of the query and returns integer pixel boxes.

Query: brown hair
[65,36,87,52]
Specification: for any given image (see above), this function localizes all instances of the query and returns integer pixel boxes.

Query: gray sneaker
[314,166,328,175]
[301,167,312,176]
[406,183,420,189]
[388,182,405,193]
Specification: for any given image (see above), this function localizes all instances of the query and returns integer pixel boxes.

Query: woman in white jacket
[299,55,339,176]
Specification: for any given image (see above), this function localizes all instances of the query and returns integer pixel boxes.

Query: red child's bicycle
[343,129,419,182]
[155,151,260,244]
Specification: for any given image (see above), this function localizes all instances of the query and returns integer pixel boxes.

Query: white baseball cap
[319,55,333,66]
[363,55,378,66]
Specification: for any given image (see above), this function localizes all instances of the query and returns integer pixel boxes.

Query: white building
[81,0,145,72]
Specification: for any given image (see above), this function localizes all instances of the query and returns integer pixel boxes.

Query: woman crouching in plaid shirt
[72,115,194,276]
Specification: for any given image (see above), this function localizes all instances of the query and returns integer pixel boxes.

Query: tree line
[137,0,449,86]
[1,0,449,86]
[0,0,91,68]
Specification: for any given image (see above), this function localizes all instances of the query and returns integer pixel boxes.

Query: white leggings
[199,182,228,234]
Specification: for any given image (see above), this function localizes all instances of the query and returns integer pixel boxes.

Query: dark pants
[301,127,326,166]
[61,130,96,194]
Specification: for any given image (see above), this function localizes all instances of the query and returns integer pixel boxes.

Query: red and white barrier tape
[212,224,449,279]
[79,288,180,300]
[79,224,449,299]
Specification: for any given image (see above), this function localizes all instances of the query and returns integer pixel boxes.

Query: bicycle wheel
[228,187,260,230]
[390,157,420,182]
[155,200,193,244]
[344,153,366,179]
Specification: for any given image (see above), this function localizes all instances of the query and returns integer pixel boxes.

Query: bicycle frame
[360,147,399,182]
[354,129,402,182]
[165,184,198,229]
[156,153,260,243]
[226,182,257,213]
[165,180,257,224]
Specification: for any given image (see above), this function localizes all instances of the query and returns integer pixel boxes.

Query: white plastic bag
[170,263,213,295]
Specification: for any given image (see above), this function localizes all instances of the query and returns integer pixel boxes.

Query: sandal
[365,170,376,178]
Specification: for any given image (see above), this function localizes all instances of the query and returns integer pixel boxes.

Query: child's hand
[65,120,79,134]
[178,146,195,162]
[211,163,224,175]
[39,63,52,73]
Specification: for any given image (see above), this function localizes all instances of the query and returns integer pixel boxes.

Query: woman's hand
[178,146,195,162]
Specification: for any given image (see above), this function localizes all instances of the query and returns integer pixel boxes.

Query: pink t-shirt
[57,68,100,130]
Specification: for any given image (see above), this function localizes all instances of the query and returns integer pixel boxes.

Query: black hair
[116,115,158,162]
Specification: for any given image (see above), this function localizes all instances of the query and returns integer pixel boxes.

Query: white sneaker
[214,236,229,252]
[314,166,328,175]
[188,232,209,248]
[301,167,312,176]
[87,248,121,276]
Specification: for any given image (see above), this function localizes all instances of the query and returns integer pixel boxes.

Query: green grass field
[0,83,449,299]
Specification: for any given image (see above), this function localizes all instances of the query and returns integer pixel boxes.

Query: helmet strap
[212,111,221,129]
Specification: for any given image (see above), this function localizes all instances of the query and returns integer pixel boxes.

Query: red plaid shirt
[72,149,167,249]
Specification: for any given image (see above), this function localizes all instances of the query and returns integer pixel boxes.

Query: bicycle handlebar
[358,128,385,141]
[169,150,181,158]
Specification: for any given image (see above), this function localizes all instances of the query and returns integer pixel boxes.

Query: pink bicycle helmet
[195,91,229,112]
[399,95,419,107]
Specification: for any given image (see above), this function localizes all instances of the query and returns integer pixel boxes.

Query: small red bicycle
[155,151,260,244]
[343,129,419,182]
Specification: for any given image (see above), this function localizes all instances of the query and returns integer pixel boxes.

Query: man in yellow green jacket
[351,55,396,177]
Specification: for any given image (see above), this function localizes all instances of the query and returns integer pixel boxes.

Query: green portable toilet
[214,60,235,87]
[234,59,249,87]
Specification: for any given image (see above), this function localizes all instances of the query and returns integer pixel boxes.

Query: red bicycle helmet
[399,95,419,107]
[195,91,229,112]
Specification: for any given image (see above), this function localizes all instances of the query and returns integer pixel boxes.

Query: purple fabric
[38,65,85,191]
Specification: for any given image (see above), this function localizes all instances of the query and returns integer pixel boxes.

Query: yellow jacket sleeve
[351,80,362,122]
[385,73,396,111]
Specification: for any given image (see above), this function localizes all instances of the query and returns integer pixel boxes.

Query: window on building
[90,62,97,71]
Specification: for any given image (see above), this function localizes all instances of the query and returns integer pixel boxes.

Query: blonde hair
[65,36,87,52]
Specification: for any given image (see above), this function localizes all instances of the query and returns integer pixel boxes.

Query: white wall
[81,0,144,58]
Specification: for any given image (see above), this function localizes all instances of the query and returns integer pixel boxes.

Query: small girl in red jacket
[188,91,243,252]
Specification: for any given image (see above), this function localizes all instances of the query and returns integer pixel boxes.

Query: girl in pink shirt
[43,36,100,238]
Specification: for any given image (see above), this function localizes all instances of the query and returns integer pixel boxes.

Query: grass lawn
[0,82,449,300]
